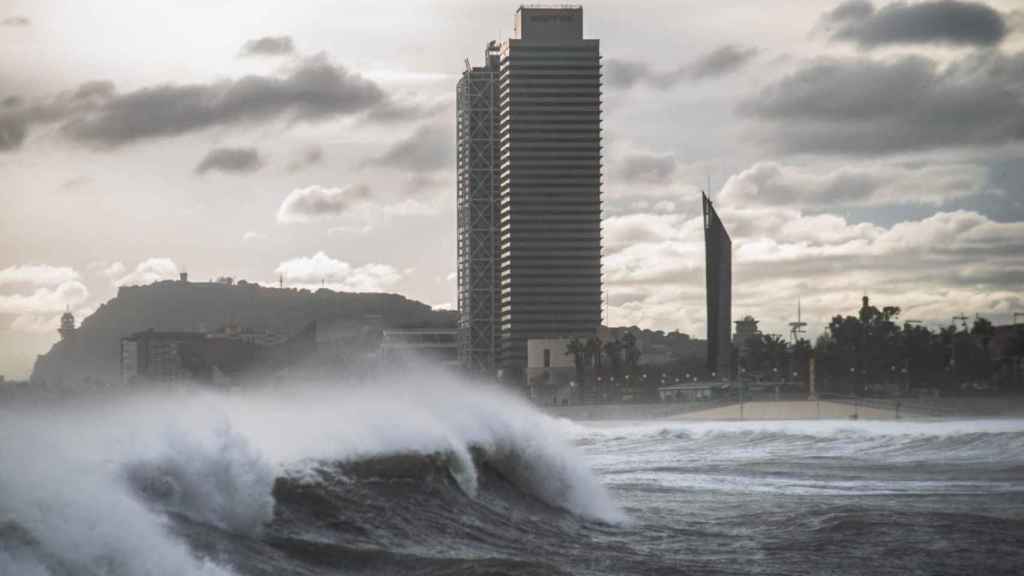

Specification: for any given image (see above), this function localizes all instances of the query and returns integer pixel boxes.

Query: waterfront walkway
[547,396,1024,421]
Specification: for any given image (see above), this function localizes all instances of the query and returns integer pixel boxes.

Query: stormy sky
[1,0,1023,378]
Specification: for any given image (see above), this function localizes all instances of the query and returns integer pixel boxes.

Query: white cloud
[0,281,89,315]
[276,184,370,223]
[601,204,1024,338]
[9,303,96,334]
[113,258,178,287]
[0,265,79,286]
[102,261,127,280]
[9,313,62,334]
[275,251,402,292]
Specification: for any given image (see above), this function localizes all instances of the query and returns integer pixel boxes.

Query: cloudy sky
[1,0,1023,378]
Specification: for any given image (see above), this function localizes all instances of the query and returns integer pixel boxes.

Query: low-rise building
[380,328,459,367]
[526,338,578,404]
[121,330,207,385]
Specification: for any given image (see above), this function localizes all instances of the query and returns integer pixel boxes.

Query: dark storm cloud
[239,35,295,57]
[0,53,424,153]
[823,0,1008,48]
[194,147,264,175]
[365,122,452,173]
[0,115,27,150]
[689,45,760,80]
[739,51,1024,154]
[617,153,677,184]
[1,16,30,27]
[59,54,417,148]
[73,80,116,101]
[0,78,117,152]
[605,45,757,90]
[604,60,656,90]
[277,184,372,222]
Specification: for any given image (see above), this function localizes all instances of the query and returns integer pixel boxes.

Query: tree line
[562,297,1024,399]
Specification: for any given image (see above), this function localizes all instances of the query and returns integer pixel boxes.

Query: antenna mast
[789,299,807,343]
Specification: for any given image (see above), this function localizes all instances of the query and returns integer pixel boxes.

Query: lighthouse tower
[59,307,76,340]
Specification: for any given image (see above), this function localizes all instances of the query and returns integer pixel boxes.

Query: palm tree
[604,339,623,378]
[790,338,813,388]
[622,331,641,372]
[586,336,603,369]
[763,334,788,375]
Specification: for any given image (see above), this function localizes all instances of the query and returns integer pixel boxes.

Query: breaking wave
[0,370,622,576]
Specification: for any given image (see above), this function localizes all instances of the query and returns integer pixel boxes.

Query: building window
[543,348,551,368]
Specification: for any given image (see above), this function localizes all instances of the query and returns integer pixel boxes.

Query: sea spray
[123,418,276,537]
[0,395,237,576]
[0,364,623,575]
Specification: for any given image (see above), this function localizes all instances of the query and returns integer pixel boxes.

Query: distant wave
[574,419,1024,498]
[575,419,1024,461]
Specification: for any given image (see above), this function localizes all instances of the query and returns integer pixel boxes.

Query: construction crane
[789,299,807,343]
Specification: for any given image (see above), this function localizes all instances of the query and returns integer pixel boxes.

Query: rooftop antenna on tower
[789,299,807,343]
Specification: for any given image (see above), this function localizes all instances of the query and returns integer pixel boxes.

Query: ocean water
[1,374,1022,575]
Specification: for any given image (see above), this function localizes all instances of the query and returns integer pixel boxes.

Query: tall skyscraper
[457,6,603,381]
[456,43,501,374]
[703,192,732,377]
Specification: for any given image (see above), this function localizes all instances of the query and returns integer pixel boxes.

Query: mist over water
[2,368,1023,575]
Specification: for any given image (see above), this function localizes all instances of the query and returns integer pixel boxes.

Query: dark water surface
[577,420,1024,576]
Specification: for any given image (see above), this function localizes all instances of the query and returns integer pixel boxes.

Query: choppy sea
[2,376,1022,575]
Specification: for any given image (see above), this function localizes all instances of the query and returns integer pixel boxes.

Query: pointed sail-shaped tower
[703,192,732,377]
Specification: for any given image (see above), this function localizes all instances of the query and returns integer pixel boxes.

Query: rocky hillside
[31,280,456,388]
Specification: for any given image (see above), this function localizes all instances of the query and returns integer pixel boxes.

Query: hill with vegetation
[30,279,456,389]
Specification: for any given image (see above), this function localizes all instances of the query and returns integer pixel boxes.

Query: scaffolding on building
[456,43,501,375]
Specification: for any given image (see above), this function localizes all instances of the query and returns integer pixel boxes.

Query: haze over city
[1,0,1023,381]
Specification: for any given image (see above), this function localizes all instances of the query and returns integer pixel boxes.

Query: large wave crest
[0,368,623,575]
